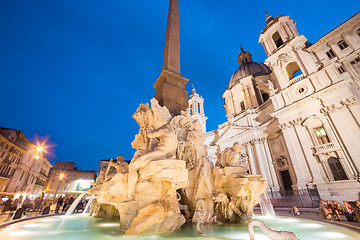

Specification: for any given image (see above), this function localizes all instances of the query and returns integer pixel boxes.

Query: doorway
[280,170,293,195]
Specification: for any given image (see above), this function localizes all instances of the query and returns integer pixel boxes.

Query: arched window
[328,157,348,181]
[286,62,303,80]
[272,32,284,48]
[357,28,360,37]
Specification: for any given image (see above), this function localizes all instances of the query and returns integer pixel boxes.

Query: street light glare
[37,146,43,152]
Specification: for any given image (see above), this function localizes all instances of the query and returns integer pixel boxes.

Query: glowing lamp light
[35,155,40,159]
[36,146,43,152]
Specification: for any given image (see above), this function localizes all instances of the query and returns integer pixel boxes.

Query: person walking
[62,197,70,213]
[55,196,64,213]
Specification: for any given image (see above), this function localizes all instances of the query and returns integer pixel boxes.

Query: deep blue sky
[0,0,359,171]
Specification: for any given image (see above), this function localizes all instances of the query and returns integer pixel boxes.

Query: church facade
[200,12,360,202]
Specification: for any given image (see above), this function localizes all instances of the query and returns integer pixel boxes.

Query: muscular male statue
[124,124,178,201]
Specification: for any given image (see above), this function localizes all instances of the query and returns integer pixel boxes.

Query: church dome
[228,48,271,89]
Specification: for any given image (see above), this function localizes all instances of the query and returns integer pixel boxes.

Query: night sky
[0,0,359,171]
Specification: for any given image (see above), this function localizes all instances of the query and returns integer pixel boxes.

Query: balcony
[289,74,304,86]
[313,142,340,155]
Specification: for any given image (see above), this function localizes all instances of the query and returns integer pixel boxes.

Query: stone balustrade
[313,142,340,155]
[289,74,304,86]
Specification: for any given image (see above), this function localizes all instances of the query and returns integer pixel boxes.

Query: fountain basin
[1,214,359,240]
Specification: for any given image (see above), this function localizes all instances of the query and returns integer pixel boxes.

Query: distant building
[204,12,360,202]
[44,161,96,197]
[0,127,52,197]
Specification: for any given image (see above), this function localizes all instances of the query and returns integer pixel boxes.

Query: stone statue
[213,193,248,223]
[248,219,298,240]
[125,124,178,201]
[216,143,249,172]
[104,157,129,181]
[87,98,267,235]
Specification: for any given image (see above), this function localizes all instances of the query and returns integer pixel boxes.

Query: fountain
[1,1,360,240]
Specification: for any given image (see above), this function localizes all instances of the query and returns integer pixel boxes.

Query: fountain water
[65,192,87,216]
[81,196,93,216]
[259,191,275,217]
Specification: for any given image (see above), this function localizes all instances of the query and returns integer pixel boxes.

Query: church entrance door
[280,170,293,195]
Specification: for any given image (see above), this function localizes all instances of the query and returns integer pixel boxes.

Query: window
[19,171,24,181]
[337,66,346,74]
[50,186,52,189]
[74,175,76,178]
[314,126,330,145]
[326,49,336,59]
[337,40,349,50]
[5,145,8,149]
[64,186,67,190]
[0,152,5,158]
[350,57,360,74]
[272,32,284,48]
[286,62,303,80]
[52,179,55,182]
[66,180,69,183]
[240,101,245,111]
[328,157,348,181]
[357,28,360,37]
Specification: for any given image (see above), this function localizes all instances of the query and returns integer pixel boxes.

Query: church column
[294,120,326,183]
[245,142,258,175]
[252,138,273,189]
[280,123,310,189]
[268,62,289,92]
[263,139,280,191]
[320,103,360,176]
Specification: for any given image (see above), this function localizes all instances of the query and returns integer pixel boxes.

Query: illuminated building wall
[44,161,95,197]
[0,127,52,197]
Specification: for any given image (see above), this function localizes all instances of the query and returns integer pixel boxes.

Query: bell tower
[153,0,189,116]
[188,86,207,133]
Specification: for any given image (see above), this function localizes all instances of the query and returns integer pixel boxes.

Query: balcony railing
[289,74,304,86]
[313,142,340,155]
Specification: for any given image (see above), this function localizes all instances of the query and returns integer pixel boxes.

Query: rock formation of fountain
[88,99,267,235]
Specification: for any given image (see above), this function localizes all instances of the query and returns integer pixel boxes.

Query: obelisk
[153,0,189,116]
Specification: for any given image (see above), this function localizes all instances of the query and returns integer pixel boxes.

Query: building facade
[44,161,96,197]
[0,127,52,197]
[204,12,360,202]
